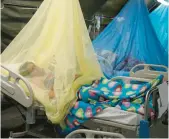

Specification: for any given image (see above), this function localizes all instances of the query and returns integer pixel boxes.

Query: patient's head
[19,61,45,76]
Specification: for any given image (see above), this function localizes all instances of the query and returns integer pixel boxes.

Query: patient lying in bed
[19,61,56,99]
[19,62,81,99]
[17,61,163,134]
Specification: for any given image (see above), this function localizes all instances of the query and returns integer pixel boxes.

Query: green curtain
[1,0,43,52]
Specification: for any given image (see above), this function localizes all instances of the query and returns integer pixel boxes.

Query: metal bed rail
[66,129,125,138]
[130,64,168,81]
[1,64,34,108]
[144,87,159,121]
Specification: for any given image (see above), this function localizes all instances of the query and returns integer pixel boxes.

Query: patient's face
[27,63,35,72]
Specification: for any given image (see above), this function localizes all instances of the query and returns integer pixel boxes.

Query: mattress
[94,107,143,126]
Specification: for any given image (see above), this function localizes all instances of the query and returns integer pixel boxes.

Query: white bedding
[94,107,142,126]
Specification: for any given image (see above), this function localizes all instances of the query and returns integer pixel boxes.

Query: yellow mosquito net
[1,0,103,123]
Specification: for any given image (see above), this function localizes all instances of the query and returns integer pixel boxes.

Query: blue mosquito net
[93,0,168,79]
[150,4,168,53]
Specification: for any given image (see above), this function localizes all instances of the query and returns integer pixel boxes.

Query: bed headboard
[1,65,33,108]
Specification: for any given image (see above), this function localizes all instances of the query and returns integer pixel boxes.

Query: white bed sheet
[94,107,143,126]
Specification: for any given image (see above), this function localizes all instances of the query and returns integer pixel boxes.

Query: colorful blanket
[59,75,163,134]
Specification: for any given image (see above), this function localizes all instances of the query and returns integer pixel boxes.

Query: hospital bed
[1,64,168,138]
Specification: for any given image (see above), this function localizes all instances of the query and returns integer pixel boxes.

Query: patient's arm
[48,88,55,99]
[48,74,81,99]
[75,74,82,80]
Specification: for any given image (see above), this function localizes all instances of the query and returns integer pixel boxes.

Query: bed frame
[1,64,168,138]
[130,64,168,81]
[65,129,125,138]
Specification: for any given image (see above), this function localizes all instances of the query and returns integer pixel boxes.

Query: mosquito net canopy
[1,0,103,123]
[150,4,168,53]
[93,0,168,79]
